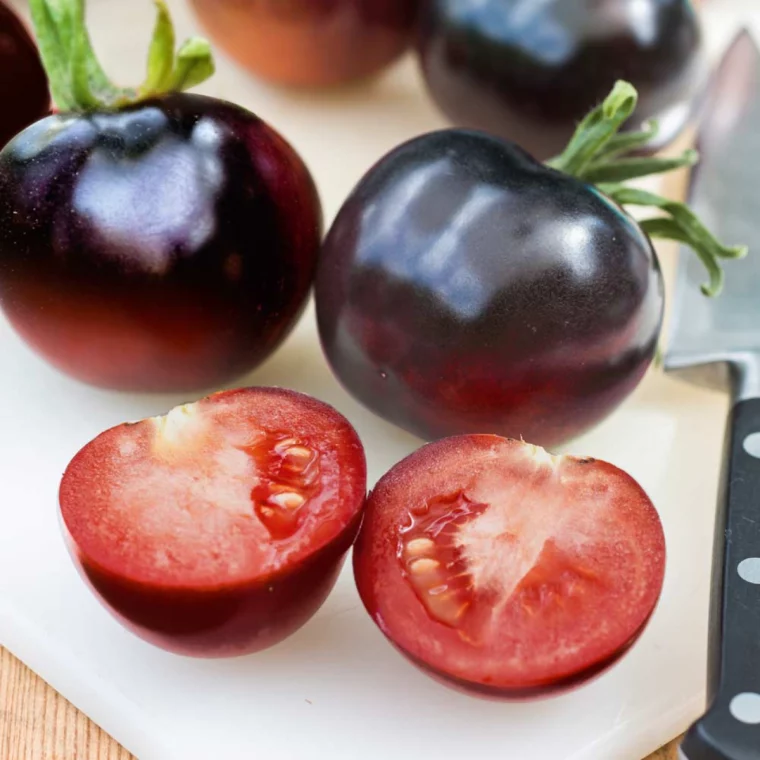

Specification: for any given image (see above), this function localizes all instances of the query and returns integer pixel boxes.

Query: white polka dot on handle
[738,558,760,585]
[730,693,760,725]
[743,432,760,458]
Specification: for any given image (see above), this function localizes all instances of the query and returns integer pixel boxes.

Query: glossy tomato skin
[417,0,703,160]
[64,513,360,657]
[59,388,367,657]
[0,94,322,392]
[393,635,646,701]
[316,130,664,448]
[189,0,418,87]
[0,2,49,149]
[353,435,666,698]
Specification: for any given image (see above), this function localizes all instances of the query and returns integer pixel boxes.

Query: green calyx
[548,81,748,297]
[28,0,215,112]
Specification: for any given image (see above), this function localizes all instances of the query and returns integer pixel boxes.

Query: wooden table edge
[0,646,684,759]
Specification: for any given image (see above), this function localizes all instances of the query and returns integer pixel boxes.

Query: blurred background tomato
[189,0,419,87]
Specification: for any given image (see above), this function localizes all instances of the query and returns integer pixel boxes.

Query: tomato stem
[27,0,215,112]
[547,81,637,177]
[548,80,748,298]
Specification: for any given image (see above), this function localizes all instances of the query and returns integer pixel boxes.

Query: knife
[665,30,760,760]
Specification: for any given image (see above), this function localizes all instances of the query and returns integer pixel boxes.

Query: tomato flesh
[60,388,367,657]
[354,435,665,697]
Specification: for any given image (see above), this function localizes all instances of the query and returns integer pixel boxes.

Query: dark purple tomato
[0,1,49,148]
[0,94,322,392]
[416,0,704,160]
[189,0,419,88]
[315,130,665,448]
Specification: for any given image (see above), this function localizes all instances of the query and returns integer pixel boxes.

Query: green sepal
[170,38,215,92]
[69,21,100,110]
[592,121,660,162]
[581,150,699,184]
[141,0,176,95]
[546,80,748,298]
[28,0,215,112]
[28,0,76,110]
[609,187,747,297]
[547,81,638,176]
[640,218,725,298]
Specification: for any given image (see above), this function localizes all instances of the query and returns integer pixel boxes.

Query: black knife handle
[682,398,760,760]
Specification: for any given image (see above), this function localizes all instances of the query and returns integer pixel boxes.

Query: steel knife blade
[666,29,760,760]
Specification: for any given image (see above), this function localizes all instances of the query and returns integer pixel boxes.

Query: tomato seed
[410,558,441,575]
[269,492,306,510]
[404,537,435,556]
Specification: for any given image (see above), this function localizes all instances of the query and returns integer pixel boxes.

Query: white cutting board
[0,1,754,758]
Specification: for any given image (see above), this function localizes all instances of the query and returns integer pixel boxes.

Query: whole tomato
[0,1,322,392]
[0,0,49,148]
[416,0,704,160]
[189,0,419,87]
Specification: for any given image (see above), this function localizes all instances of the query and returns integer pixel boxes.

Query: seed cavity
[246,433,321,540]
[399,491,487,632]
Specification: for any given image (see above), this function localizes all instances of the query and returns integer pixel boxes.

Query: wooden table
[0,646,681,760]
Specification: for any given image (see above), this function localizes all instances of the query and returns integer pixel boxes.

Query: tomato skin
[59,388,367,657]
[353,435,666,698]
[391,636,647,701]
[189,0,419,87]
[0,95,322,392]
[64,512,360,658]
[316,129,664,448]
[0,2,49,149]
[416,0,703,160]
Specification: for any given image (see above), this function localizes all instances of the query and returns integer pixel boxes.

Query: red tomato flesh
[60,388,367,657]
[353,435,666,698]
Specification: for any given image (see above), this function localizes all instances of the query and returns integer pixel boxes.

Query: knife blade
[665,30,760,760]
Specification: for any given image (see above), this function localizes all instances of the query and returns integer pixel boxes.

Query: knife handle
[682,398,760,760]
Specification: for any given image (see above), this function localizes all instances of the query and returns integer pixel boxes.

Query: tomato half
[353,435,665,697]
[60,388,367,657]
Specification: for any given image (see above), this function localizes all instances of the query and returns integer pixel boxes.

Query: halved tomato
[353,435,666,697]
[60,387,367,657]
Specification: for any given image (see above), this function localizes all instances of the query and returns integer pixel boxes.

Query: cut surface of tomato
[353,435,665,697]
[59,387,367,656]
